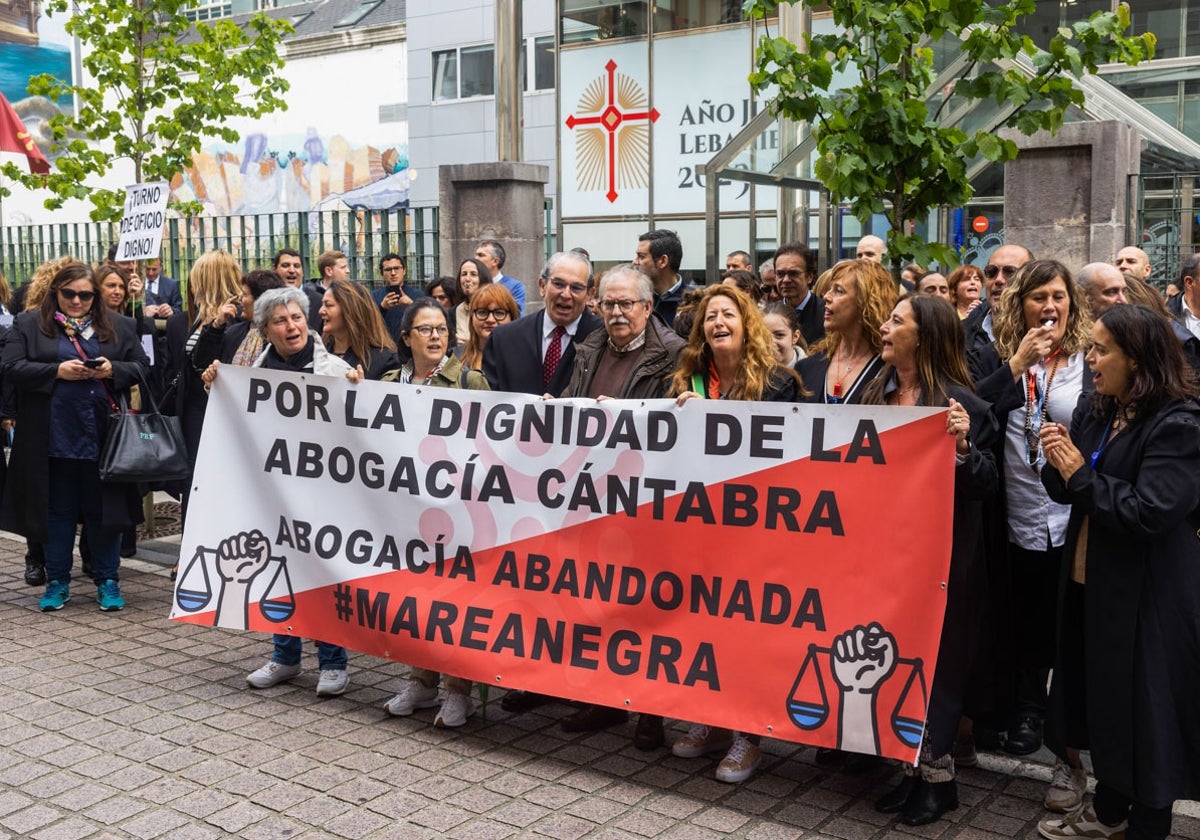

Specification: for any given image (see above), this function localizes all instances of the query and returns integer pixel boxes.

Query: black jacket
[482,310,604,397]
[1042,398,1200,807]
[0,311,148,540]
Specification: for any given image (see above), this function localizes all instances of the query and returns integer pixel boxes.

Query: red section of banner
[176,411,953,762]
[0,93,50,175]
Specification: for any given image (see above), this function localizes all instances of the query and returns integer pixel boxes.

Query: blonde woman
[164,251,243,525]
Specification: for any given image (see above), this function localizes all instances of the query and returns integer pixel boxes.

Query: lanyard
[1089,410,1119,469]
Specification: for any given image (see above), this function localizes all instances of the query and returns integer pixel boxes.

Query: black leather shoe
[561,704,629,732]
[24,561,45,587]
[500,690,553,714]
[875,776,916,814]
[901,779,958,826]
[634,714,664,751]
[1002,715,1043,755]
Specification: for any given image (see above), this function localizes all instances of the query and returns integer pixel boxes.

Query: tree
[743,0,1154,270]
[0,0,292,220]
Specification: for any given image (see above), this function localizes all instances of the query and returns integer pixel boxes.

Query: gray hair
[541,250,593,287]
[597,264,652,301]
[254,285,310,329]
[1078,261,1124,292]
[759,259,775,276]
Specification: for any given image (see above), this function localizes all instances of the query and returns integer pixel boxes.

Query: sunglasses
[58,289,96,302]
[983,264,1019,281]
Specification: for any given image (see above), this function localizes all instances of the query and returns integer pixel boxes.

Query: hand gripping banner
[172,366,955,763]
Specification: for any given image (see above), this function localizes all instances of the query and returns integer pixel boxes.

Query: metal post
[495,0,523,162]
[776,2,808,246]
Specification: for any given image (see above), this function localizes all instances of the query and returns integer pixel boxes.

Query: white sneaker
[246,661,301,689]
[715,734,762,783]
[1044,759,1087,812]
[382,681,439,716]
[1038,806,1126,839]
[315,669,349,697]
[434,691,473,728]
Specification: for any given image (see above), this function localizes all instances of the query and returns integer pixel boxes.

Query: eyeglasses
[984,264,1019,280]
[598,299,646,314]
[381,265,404,273]
[775,269,807,281]
[547,277,589,296]
[59,289,96,302]
[472,308,511,321]
[410,325,449,337]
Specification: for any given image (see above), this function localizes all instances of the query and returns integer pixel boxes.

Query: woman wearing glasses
[1,261,149,612]
[460,283,519,372]
[971,260,1093,805]
[319,279,399,380]
[382,297,488,727]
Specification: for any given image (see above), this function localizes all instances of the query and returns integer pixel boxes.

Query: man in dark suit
[144,258,183,315]
[483,250,602,397]
[774,243,825,346]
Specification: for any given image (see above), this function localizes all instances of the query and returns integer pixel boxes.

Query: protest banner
[115,181,169,262]
[172,366,955,763]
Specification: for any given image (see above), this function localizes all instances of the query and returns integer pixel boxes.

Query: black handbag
[98,371,190,484]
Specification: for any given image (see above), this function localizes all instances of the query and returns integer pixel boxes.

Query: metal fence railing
[0,207,441,291]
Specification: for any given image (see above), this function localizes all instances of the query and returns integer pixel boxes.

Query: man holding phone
[371,253,420,343]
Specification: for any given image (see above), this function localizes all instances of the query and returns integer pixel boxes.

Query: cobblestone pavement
[1,536,1197,840]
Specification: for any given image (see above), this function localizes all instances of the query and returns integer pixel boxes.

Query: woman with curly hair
[319,279,398,380]
[460,282,518,372]
[796,259,898,405]
[668,284,804,784]
[971,259,1093,806]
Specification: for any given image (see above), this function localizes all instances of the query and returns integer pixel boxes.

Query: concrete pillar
[999,121,1140,272]
[439,162,550,306]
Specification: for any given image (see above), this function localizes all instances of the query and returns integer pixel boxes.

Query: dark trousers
[1093,782,1172,840]
[46,458,120,585]
[1008,541,1059,718]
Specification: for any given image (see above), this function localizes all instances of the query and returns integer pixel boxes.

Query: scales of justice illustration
[175,545,297,623]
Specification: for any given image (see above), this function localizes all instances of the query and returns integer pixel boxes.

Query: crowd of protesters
[1,231,1197,840]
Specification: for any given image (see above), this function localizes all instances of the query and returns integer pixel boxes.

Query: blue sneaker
[96,579,125,611]
[39,580,70,611]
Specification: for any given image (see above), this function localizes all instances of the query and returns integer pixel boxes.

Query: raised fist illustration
[215,530,272,584]
[831,622,897,694]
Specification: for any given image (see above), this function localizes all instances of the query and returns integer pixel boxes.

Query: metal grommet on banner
[495,675,502,682]
[766,725,773,733]
[624,699,631,706]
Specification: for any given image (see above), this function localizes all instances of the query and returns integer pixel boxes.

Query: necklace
[1023,347,1063,469]
[830,345,870,403]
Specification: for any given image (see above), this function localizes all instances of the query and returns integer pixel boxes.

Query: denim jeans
[46,458,120,585]
[271,635,347,670]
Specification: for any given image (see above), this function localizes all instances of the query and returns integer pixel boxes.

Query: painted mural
[0,2,73,160]
[170,130,410,215]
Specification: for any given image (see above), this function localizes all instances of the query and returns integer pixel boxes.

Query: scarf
[261,336,315,372]
[232,329,266,367]
[55,311,93,337]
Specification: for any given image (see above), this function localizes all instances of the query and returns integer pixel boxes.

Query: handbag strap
[67,332,120,413]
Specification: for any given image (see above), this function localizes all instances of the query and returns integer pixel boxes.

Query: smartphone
[83,359,104,369]
[388,284,402,296]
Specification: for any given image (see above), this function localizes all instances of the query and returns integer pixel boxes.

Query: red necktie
[543,324,566,386]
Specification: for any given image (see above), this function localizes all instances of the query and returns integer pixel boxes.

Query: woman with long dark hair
[0,261,149,612]
[453,258,492,347]
[1037,305,1200,840]
[320,279,399,380]
[863,296,998,825]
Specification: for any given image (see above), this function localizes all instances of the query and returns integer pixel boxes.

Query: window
[185,0,232,22]
[432,38,556,101]
[255,0,277,9]
[432,50,459,101]
[561,0,648,43]
[335,0,383,28]
[533,35,555,90]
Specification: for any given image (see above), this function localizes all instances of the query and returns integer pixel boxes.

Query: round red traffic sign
[972,216,989,233]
